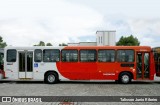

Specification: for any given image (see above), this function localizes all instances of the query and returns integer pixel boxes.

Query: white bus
[4,46,66,83]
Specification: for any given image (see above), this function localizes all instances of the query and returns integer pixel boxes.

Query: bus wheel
[119,72,131,84]
[45,72,58,84]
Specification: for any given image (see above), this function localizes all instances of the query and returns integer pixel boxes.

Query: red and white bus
[1,46,158,84]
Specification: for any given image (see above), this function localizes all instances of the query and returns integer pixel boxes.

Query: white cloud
[70,0,160,18]
[68,0,160,47]
[128,19,160,36]
[0,0,160,47]
[0,0,103,46]
[96,16,160,47]
[127,19,160,47]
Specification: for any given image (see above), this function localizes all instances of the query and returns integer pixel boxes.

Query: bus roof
[4,46,151,51]
[5,46,65,50]
[64,46,152,51]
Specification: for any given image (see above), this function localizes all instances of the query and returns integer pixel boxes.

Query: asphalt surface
[0,76,160,105]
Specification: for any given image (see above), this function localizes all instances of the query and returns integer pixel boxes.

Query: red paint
[0,69,5,78]
[56,46,155,80]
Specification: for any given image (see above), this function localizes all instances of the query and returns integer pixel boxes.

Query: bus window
[0,53,4,64]
[0,53,4,70]
[62,50,78,62]
[144,53,149,78]
[7,49,17,62]
[98,50,115,62]
[80,50,96,62]
[43,49,60,62]
[34,49,42,62]
[117,50,134,62]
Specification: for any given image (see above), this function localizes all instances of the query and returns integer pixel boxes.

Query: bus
[152,47,160,76]
[0,48,4,68]
[1,46,156,84]
[0,48,4,79]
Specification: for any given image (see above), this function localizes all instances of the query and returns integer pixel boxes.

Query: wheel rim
[48,74,55,83]
[122,75,129,83]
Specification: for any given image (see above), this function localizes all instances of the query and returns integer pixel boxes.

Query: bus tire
[119,72,131,84]
[45,72,58,84]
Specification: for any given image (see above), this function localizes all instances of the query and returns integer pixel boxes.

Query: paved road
[0,77,160,105]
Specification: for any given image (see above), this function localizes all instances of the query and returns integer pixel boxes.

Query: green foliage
[59,43,68,46]
[34,41,52,46]
[0,36,7,48]
[46,43,52,46]
[116,35,140,46]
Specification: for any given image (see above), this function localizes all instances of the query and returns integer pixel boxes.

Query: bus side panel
[150,53,155,80]
[56,61,136,80]
[4,50,19,80]
[115,62,136,80]
[96,62,117,80]
[56,62,94,80]
[33,62,68,80]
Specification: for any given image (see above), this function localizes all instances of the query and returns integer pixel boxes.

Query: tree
[39,41,45,46]
[0,36,7,48]
[34,41,45,46]
[34,41,53,46]
[59,43,68,46]
[46,43,52,46]
[116,35,140,46]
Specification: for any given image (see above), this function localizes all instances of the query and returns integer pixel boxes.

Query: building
[68,30,116,46]
[96,30,116,46]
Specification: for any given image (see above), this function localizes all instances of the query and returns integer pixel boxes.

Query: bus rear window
[117,50,134,62]
[7,49,17,62]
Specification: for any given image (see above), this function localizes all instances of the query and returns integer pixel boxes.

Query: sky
[0,0,160,47]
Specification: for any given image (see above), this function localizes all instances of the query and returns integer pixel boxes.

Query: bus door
[18,51,33,79]
[136,52,150,79]
[156,57,160,76]
[153,48,160,76]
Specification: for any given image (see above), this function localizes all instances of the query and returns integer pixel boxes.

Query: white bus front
[4,49,33,80]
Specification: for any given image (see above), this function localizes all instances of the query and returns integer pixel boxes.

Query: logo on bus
[34,63,38,68]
